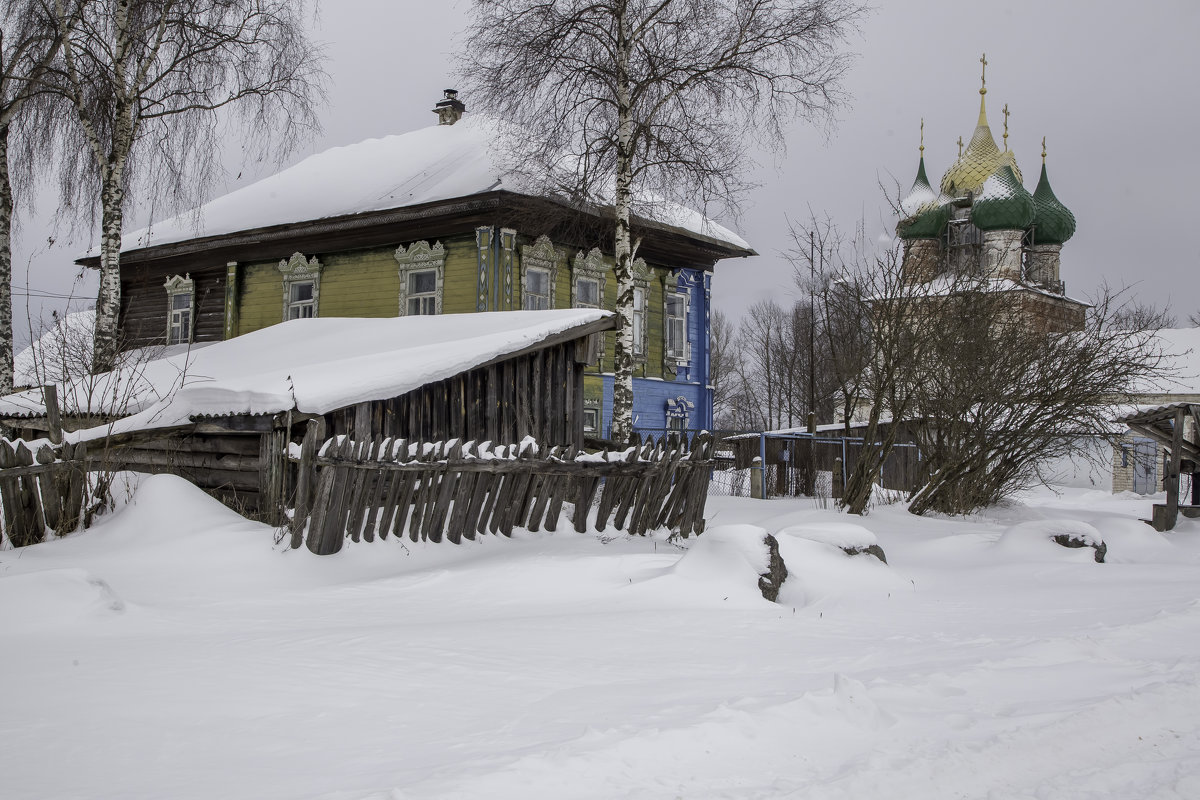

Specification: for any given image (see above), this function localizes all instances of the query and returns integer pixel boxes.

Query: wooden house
[78,91,754,438]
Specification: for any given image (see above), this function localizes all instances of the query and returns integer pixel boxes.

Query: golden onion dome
[940,93,1002,198]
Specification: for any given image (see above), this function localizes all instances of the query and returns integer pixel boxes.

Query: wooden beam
[1166,406,1186,531]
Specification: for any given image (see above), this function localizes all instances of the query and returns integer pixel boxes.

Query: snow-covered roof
[105,116,750,256]
[0,310,613,440]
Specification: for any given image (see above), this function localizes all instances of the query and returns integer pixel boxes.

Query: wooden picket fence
[0,439,90,547]
[290,433,714,555]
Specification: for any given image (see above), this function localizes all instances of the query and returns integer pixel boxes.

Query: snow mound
[777,522,878,550]
[96,473,262,542]
[0,568,124,632]
[995,520,1106,563]
[668,524,774,600]
[774,533,903,608]
[1090,518,1179,564]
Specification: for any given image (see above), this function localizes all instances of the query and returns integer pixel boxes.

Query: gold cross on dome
[1042,136,1047,163]
[980,53,988,93]
[1002,103,1010,149]
[957,135,964,157]
[920,118,925,155]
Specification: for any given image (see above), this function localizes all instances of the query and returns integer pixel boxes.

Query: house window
[572,247,606,308]
[524,267,551,310]
[163,274,195,345]
[407,269,438,315]
[666,290,688,363]
[583,407,600,434]
[287,280,316,319]
[633,286,646,357]
[521,234,559,311]
[278,252,322,321]
[666,395,694,430]
[396,240,445,316]
[575,277,601,308]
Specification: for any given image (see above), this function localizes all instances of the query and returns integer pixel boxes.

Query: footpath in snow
[2,475,1199,799]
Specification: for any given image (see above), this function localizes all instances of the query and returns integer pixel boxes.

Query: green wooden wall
[229,230,680,383]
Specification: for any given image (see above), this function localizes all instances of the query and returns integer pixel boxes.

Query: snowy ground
[3,477,1199,799]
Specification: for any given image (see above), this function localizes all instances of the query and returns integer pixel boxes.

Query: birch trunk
[92,165,125,374]
[0,125,13,394]
[609,0,635,444]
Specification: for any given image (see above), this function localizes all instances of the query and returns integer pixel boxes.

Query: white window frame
[572,247,607,308]
[523,267,552,310]
[277,252,322,322]
[583,407,600,434]
[521,235,561,310]
[665,288,690,365]
[405,268,439,315]
[396,240,446,316]
[164,274,195,345]
[287,280,316,320]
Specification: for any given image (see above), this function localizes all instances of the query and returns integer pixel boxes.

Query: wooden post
[832,457,844,500]
[290,418,325,548]
[43,385,63,445]
[1165,406,1186,531]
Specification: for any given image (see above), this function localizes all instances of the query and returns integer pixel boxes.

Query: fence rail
[290,432,714,555]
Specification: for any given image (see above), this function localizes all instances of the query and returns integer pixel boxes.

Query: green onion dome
[1030,161,1076,245]
[898,157,950,239]
[970,164,1035,231]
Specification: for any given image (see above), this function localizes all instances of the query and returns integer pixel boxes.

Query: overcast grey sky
[13,0,1199,343]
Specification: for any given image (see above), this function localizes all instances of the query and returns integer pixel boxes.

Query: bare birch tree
[0,0,75,394]
[459,0,863,442]
[44,0,325,372]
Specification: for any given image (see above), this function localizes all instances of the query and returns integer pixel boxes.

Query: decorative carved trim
[277,252,322,320]
[475,227,491,311]
[632,258,651,362]
[163,273,195,294]
[277,252,321,280]
[571,247,608,306]
[395,240,446,315]
[500,228,516,310]
[520,234,560,309]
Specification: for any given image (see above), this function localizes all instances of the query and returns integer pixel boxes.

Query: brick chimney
[433,89,466,125]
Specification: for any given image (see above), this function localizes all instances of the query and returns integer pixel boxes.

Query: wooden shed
[0,310,614,520]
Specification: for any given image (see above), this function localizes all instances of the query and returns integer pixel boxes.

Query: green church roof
[971,164,1035,232]
[1031,161,1076,245]
[898,156,950,240]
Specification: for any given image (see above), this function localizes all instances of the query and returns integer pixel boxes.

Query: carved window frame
[665,395,695,431]
[521,235,560,310]
[631,258,651,361]
[396,240,446,316]
[571,247,607,309]
[164,273,195,345]
[278,253,322,321]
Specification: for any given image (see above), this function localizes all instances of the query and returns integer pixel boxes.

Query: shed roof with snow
[0,310,614,443]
